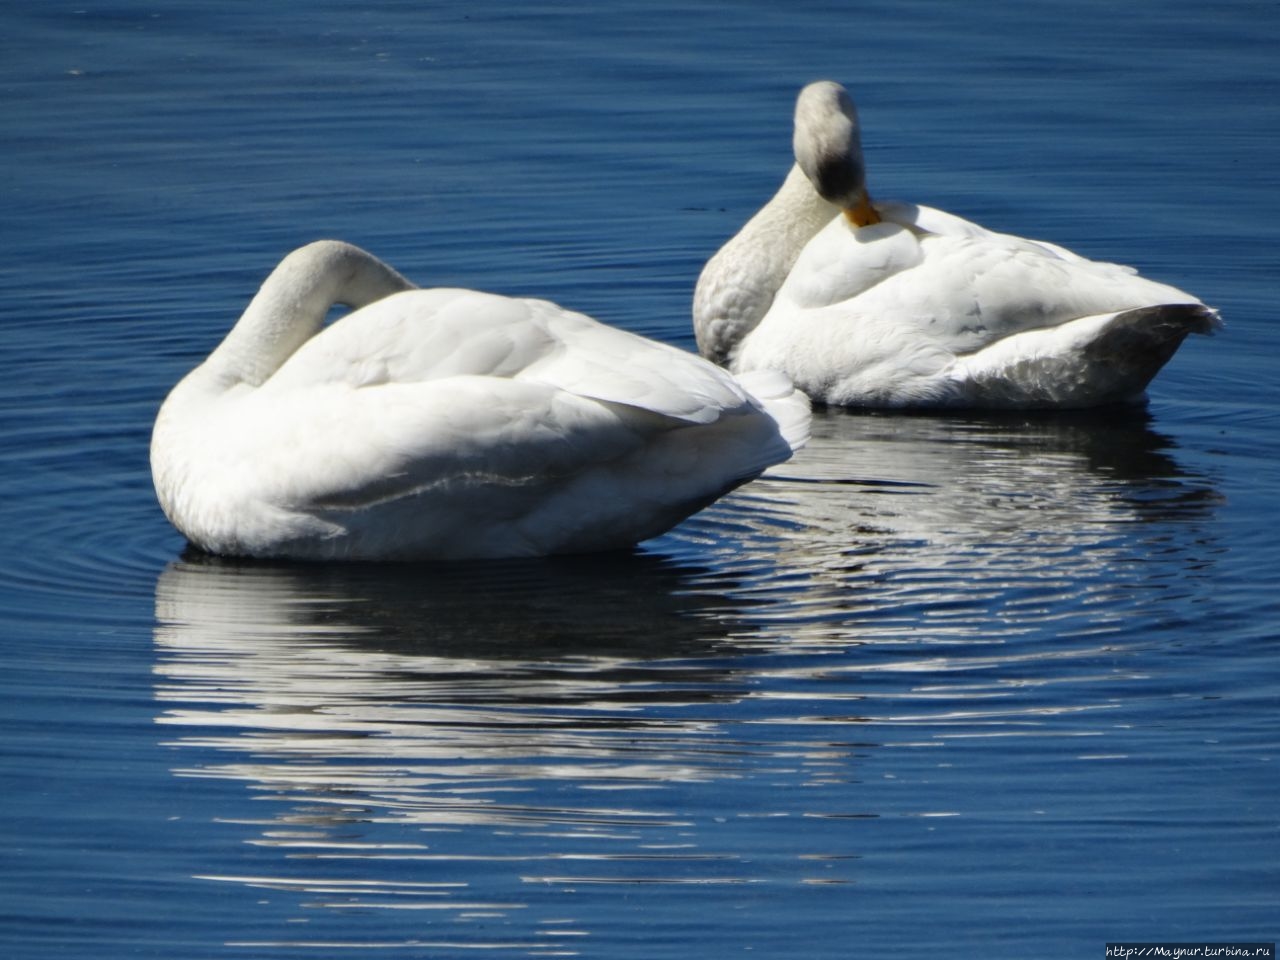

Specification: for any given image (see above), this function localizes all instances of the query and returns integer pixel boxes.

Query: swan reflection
[154,551,786,792]
[154,548,753,662]
[153,552,790,943]
[675,406,1222,649]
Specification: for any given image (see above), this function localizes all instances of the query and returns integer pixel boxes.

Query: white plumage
[694,80,1220,408]
[152,240,809,560]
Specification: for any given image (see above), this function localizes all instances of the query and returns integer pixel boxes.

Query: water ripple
[665,406,1221,652]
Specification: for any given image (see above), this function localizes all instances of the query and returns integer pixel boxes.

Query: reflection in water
[156,548,751,665]
[677,406,1223,651]
[154,553,783,952]
[153,407,1220,953]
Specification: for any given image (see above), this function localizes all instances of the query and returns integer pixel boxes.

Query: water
[2,1,1278,957]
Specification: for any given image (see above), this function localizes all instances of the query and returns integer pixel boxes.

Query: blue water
[2,1,1278,958]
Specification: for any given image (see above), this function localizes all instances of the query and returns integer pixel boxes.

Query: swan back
[735,205,1220,408]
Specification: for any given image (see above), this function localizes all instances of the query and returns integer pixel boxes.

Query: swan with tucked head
[152,240,809,560]
[694,80,1220,408]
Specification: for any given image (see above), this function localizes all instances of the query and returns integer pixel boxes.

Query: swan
[151,240,809,561]
[694,80,1221,408]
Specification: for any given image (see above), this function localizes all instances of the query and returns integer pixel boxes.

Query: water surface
[2,2,1277,958]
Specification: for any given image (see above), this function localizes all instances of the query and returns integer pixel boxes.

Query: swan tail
[736,368,812,455]
[1159,302,1223,336]
[1083,303,1221,362]
[956,303,1220,409]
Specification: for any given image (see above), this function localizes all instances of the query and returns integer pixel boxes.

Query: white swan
[151,240,809,561]
[694,80,1221,408]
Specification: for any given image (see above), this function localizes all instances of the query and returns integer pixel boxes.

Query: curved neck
[751,162,844,260]
[208,241,416,386]
[694,164,838,363]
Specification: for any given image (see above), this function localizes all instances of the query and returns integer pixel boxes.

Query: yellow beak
[844,191,881,228]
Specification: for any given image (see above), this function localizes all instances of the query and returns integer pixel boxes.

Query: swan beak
[844,191,881,228]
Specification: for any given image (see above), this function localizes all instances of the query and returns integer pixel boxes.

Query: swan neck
[722,165,842,274]
[208,241,415,386]
[694,164,838,363]
[766,163,842,238]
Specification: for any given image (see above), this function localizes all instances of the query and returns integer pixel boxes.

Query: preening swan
[151,241,809,560]
[694,80,1221,409]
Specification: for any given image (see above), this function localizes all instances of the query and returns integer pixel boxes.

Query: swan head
[792,80,880,227]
